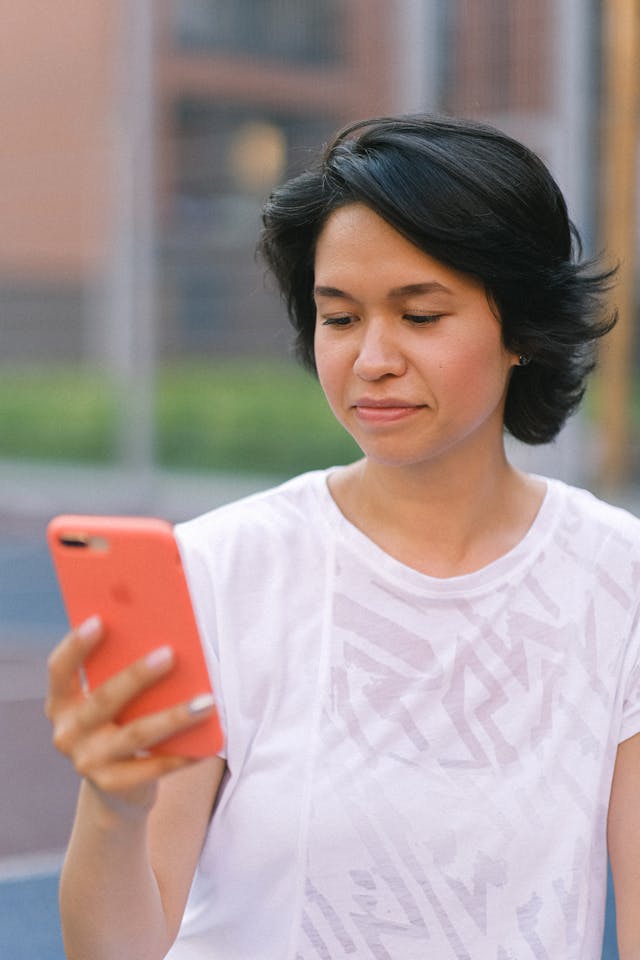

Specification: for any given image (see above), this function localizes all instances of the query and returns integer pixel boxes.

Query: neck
[361,452,518,538]
[329,446,545,577]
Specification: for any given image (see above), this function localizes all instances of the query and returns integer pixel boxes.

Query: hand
[45,616,215,818]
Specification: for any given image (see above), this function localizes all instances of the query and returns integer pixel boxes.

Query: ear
[507,347,531,369]
[506,351,521,369]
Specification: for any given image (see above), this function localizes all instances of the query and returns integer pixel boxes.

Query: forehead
[316,203,409,252]
[314,203,483,297]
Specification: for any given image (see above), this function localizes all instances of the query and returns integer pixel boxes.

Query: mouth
[352,399,426,424]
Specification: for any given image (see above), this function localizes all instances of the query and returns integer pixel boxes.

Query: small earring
[518,355,531,367]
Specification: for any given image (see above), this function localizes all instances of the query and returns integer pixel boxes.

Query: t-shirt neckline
[313,467,563,597]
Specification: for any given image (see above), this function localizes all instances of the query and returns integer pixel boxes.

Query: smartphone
[47,514,223,758]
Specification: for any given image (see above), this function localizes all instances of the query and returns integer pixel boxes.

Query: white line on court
[0,850,65,882]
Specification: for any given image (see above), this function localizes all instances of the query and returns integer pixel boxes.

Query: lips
[352,398,426,424]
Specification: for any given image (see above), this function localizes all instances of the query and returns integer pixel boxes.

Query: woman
[47,115,639,960]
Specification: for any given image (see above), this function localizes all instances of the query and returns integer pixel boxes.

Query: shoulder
[174,469,331,573]
[555,479,640,533]
[548,477,640,568]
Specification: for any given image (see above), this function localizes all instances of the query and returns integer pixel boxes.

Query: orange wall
[0,1,116,280]
[0,0,394,285]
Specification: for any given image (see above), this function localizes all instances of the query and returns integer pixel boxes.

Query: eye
[404,313,443,325]
[320,315,354,327]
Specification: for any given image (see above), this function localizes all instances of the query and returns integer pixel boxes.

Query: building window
[441,0,552,115]
[163,99,335,353]
[171,0,344,65]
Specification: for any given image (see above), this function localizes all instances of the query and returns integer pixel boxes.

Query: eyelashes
[403,314,443,324]
[320,316,353,326]
[320,314,444,327]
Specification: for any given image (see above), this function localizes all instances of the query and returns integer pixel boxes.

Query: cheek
[435,334,513,404]
[314,330,347,381]
[314,342,346,411]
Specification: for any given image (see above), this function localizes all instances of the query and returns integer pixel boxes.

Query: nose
[353,318,407,380]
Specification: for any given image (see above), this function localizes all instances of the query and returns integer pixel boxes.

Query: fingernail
[77,615,101,641]
[146,646,173,669]
[188,692,215,715]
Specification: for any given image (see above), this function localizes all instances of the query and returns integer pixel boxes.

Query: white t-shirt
[168,470,640,960]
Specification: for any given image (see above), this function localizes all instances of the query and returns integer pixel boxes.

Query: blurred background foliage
[0,362,358,472]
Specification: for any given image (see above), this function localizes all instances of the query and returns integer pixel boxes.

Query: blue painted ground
[0,875,65,960]
[0,535,68,646]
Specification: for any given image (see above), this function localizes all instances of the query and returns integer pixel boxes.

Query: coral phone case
[47,514,223,758]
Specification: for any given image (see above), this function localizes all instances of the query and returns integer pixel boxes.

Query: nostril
[354,344,405,380]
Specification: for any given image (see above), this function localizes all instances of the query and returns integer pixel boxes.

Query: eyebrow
[313,281,454,300]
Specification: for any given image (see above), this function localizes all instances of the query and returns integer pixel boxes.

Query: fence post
[597,0,639,490]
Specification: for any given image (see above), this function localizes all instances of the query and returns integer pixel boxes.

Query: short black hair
[259,114,616,444]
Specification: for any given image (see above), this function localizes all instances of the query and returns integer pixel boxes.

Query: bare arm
[608,731,640,960]
[47,617,225,960]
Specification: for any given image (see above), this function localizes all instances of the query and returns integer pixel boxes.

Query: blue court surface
[0,874,65,960]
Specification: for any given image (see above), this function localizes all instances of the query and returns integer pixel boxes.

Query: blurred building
[0,0,397,365]
[0,2,114,361]
[156,0,397,358]
[0,0,613,367]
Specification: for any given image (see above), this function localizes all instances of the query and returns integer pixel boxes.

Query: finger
[76,645,176,731]
[79,692,216,767]
[84,754,194,797]
[46,616,103,711]
[50,644,176,754]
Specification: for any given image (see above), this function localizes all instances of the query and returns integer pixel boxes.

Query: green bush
[0,361,360,473]
[0,367,117,461]
[157,360,359,473]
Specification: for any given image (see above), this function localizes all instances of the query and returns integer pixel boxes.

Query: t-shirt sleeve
[175,521,227,759]
[619,606,640,744]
